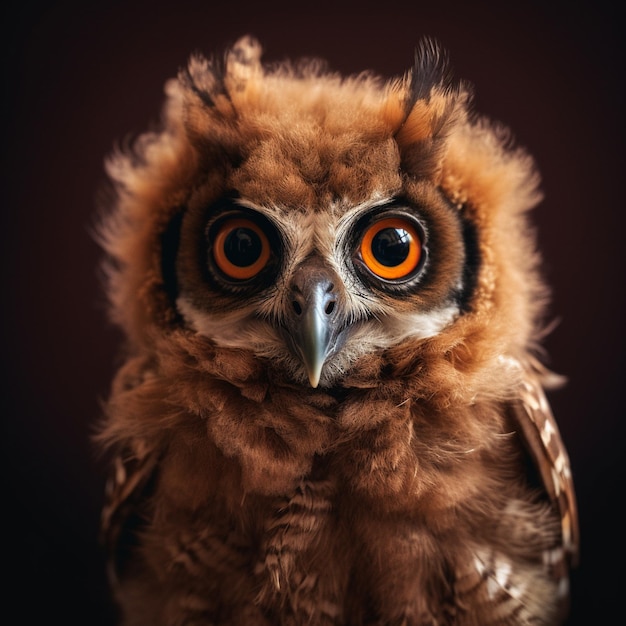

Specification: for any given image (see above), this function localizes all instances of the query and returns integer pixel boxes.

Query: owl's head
[98,36,547,392]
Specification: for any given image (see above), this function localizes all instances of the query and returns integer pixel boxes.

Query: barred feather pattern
[159,524,270,625]
[100,438,159,588]
[516,362,579,568]
[104,458,275,625]
[511,357,579,624]
[455,548,544,626]
[255,479,343,625]
[511,357,579,571]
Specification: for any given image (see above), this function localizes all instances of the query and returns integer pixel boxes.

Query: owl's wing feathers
[511,357,580,571]
[453,358,580,622]
[100,439,161,587]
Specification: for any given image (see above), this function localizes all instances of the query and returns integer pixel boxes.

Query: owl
[95,36,579,626]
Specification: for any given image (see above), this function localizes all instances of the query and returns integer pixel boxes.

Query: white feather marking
[494,558,512,589]
[542,547,564,567]
[540,418,555,446]
[486,576,500,599]
[507,580,527,601]
[388,306,459,340]
[551,468,562,496]
[552,451,566,475]
[473,554,487,576]
[176,296,284,353]
[561,510,573,547]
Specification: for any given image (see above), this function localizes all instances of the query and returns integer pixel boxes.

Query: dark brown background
[2,1,623,624]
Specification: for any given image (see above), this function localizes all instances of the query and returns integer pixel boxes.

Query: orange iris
[359,217,422,280]
[213,218,271,280]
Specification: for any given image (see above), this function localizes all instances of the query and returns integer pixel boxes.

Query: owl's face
[102,36,542,394]
[176,184,466,388]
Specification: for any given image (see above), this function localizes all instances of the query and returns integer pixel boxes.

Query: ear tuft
[225,35,263,91]
[182,53,224,107]
[410,37,454,102]
[395,39,465,178]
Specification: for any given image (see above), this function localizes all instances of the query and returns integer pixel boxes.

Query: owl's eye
[212,218,271,280]
[358,216,423,280]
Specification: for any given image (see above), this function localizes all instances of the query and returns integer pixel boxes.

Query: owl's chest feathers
[114,362,560,623]
[152,389,525,621]
[159,375,509,524]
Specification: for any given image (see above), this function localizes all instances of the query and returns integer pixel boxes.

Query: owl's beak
[285,259,345,388]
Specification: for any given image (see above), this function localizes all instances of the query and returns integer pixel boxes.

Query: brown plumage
[95,35,579,625]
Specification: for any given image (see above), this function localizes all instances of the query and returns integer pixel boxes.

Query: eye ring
[212,218,271,280]
[359,216,423,280]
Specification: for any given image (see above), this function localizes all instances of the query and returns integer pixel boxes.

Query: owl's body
[96,37,578,625]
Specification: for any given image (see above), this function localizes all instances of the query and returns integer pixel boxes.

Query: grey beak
[284,258,344,387]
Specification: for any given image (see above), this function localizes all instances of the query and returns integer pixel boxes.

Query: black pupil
[224,227,262,267]
[372,228,410,266]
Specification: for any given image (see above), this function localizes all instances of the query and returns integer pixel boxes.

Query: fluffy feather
[96,35,578,625]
